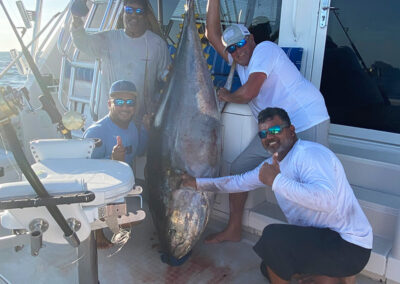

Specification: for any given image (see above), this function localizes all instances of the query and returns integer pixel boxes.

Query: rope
[107,227,132,257]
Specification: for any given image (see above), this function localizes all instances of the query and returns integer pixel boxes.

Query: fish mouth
[166,189,212,258]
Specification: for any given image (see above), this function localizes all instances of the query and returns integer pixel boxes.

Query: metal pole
[36,8,68,61]
[0,11,62,80]
[31,0,43,58]
[157,0,163,26]
[78,231,98,284]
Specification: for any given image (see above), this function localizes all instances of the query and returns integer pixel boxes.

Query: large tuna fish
[146,0,221,261]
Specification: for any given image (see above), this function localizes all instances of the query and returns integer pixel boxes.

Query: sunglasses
[258,124,289,139]
[124,6,145,15]
[113,98,136,107]
[227,38,248,54]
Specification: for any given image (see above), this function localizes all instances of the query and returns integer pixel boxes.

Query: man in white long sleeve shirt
[70,0,171,119]
[181,107,372,284]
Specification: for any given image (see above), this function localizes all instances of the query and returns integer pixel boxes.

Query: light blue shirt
[83,115,147,166]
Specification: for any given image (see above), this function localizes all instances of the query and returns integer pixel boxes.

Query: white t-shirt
[196,139,373,249]
[229,41,329,132]
[71,28,171,118]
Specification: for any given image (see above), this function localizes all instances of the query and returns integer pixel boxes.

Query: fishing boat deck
[0,197,381,284]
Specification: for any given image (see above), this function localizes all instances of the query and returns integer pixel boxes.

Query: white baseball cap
[222,24,250,50]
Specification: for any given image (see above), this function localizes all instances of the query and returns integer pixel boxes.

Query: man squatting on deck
[83,80,149,249]
[182,107,372,284]
[204,0,330,244]
[70,0,171,119]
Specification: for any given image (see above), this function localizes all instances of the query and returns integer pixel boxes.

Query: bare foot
[95,229,113,249]
[204,229,241,244]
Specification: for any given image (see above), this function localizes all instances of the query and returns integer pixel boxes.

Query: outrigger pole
[0,11,62,80]
[157,0,163,26]
[0,0,71,138]
[331,9,369,73]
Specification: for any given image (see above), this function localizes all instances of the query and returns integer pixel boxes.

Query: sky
[1,0,398,68]
[0,0,69,51]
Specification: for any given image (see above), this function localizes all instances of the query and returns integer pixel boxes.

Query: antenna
[16,1,32,29]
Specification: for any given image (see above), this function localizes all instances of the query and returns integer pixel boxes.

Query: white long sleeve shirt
[71,27,171,118]
[197,140,373,249]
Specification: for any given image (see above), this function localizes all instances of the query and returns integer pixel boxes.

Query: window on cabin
[165,0,282,46]
[164,0,282,90]
[320,0,400,134]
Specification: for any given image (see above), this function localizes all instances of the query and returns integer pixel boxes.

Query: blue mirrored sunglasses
[258,124,289,139]
[113,98,136,107]
[227,38,247,54]
[124,6,145,15]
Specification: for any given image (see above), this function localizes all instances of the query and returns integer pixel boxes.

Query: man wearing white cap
[204,0,330,244]
[84,80,148,248]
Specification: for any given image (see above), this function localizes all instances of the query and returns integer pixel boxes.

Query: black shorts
[253,224,371,281]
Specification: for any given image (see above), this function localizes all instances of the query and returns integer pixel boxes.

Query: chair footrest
[126,185,143,196]
[91,210,146,230]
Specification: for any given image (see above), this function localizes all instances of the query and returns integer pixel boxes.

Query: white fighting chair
[0,138,145,283]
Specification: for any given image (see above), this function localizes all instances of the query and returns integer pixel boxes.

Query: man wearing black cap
[204,0,330,245]
[71,0,171,119]
[84,79,148,248]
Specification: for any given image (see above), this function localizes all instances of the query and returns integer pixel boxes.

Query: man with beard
[84,80,148,248]
[203,0,330,244]
[181,107,372,284]
[71,0,171,119]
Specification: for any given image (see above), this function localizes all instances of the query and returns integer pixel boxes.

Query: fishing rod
[330,7,390,105]
[331,8,369,74]
[0,0,71,138]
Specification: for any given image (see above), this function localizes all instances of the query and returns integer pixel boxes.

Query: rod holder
[30,230,42,256]
[29,218,48,256]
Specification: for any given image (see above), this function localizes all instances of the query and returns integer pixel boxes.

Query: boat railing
[0,8,66,81]
[57,0,123,122]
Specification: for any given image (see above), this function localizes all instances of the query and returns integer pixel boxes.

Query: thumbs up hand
[111,136,126,162]
[259,152,281,186]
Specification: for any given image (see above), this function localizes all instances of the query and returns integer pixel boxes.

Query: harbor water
[0,52,27,88]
